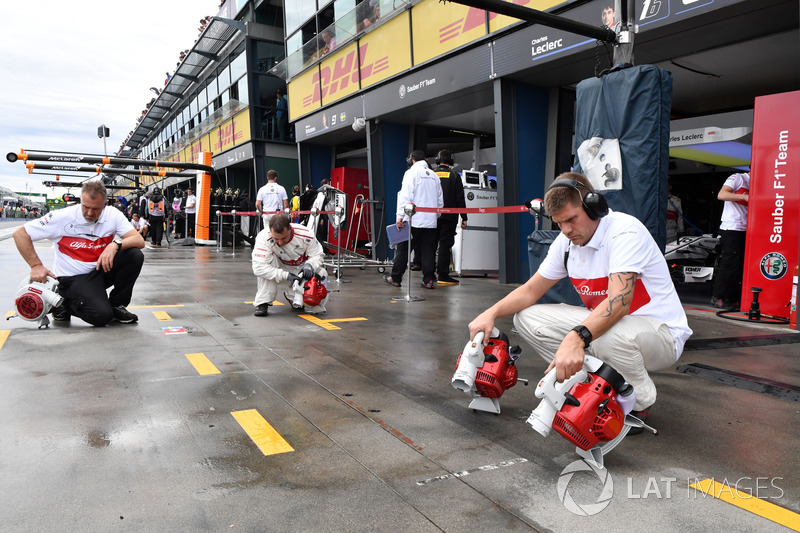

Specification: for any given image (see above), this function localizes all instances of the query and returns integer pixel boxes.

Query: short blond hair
[544,172,593,215]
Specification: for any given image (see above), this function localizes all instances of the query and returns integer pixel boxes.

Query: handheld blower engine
[285,264,329,314]
[526,354,655,468]
[451,329,527,414]
[7,276,64,329]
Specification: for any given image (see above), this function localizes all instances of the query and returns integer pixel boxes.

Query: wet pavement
[1,220,799,532]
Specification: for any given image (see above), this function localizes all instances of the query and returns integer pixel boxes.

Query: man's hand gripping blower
[7,276,64,329]
[527,354,656,468]
[451,329,528,414]
[286,264,329,313]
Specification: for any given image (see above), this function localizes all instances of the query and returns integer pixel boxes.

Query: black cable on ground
[714,309,790,325]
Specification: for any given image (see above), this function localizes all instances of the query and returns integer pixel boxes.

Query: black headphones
[435,150,453,166]
[547,178,608,220]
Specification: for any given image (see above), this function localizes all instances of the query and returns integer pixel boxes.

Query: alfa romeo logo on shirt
[760,252,788,280]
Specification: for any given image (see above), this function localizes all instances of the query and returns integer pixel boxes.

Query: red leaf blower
[7,276,64,329]
[452,329,528,414]
[527,354,655,468]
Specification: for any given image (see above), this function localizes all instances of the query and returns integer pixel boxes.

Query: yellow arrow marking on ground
[128,304,185,309]
[153,311,172,321]
[185,353,221,375]
[298,315,368,330]
[244,301,284,306]
[231,409,294,456]
[0,330,10,351]
[690,478,800,530]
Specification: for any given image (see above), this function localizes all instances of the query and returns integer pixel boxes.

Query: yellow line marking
[299,314,339,330]
[0,330,10,351]
[231,409,294,456]
[298,315,368,330]
[185,353,221,375]
[244,300,284,306]
[128,304,185,309]
[690,478,800,530]
[153,311,172,321]
[5,311,14,318]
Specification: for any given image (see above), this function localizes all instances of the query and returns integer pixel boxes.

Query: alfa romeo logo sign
[557,459,613,516]
[760,252,788,280]
[398,84,406,99]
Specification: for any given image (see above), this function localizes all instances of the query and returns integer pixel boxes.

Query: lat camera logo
[557,459,613,516]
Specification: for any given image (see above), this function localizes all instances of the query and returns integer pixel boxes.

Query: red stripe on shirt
[569,277,651,312]
[57,235,113,263]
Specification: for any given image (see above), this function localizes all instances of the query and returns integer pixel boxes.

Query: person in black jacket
[434,149,467,283]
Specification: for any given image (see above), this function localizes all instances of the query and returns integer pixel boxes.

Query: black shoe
[383,275,401,287]
[420,280,436,289]
[112,306,138,323]
[51,304,71,321]
[253,303,270,317]
[438,275,459,284]
[712,297,738,310]
[628,407,650,435]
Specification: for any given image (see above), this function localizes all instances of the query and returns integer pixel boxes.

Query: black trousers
[712,229,747,302]
[436,219,458,276]
[57,248,145,326]
[150,215,164,244]
[186,213,196,237]
[391,227,438,284]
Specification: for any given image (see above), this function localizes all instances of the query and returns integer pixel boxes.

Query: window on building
[237,76,249,105]
[285,0,316,36]
[230,51,247,83]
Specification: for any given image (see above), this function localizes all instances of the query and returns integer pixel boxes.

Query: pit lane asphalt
[1,220,798,532]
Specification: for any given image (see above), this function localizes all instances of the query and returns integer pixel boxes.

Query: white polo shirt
[538,210,692,357]
[719,172,749,231]
[23,203,135,277]
[256,182,288,213]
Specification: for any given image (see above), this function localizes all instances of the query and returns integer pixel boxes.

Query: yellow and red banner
[359,13,411,89]
[411,0,487,65]
[488,0,567,33]
[288,66,321,122]
[319,42,362,106]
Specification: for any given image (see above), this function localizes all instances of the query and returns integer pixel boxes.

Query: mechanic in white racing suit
[251,213,327,316]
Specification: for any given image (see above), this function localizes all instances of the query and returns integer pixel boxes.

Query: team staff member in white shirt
[255,169,289,228]
[185,187,197,237]
[469,172,691,429]
[384,150,444,289]
[13,181,145,326]
[711,172,749,310]
[131,213,149,239]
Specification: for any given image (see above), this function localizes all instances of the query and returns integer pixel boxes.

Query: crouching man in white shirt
[468,172,692,432]
[13,181,145,326]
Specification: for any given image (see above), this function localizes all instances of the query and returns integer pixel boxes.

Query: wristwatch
[571,325,592,348]
[113,237,123,251]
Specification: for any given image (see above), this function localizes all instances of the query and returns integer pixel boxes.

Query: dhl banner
[488,0,567,33]
[288,66,321,122]
[359,13,411,89]
[319,42,362,106]
[411,0,487,65]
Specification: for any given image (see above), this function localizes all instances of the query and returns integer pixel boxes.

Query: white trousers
[513,304,677,410]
